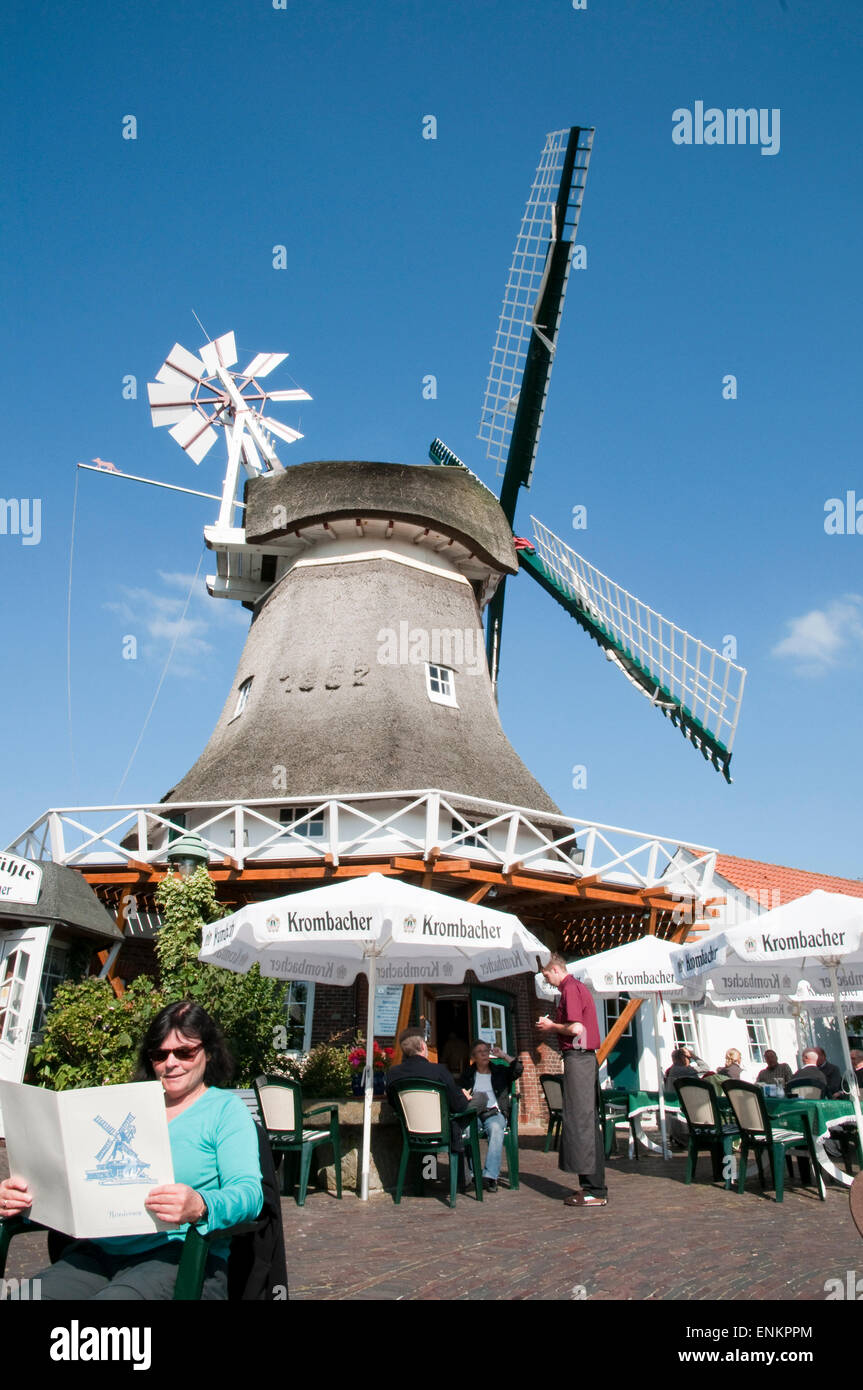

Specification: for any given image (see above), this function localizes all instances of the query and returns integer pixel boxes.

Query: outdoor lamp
[165,831,210,879]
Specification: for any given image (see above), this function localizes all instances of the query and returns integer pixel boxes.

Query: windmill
[470,126,745,780]
[146,124,743,827]
[85,1112,152,1184]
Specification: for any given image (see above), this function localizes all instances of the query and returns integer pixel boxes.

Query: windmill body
[165,459,558,816]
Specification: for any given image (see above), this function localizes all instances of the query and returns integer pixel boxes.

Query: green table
[767,1096,860,1188]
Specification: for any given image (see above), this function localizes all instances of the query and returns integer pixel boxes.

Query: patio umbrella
[670,890,863,1145]
[563,934,701,1159]
[199,872,550,1199]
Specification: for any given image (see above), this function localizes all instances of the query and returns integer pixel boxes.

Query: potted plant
[349,1039,394,1095]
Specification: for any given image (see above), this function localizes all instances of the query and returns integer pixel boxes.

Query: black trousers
[559,1050,606,1197]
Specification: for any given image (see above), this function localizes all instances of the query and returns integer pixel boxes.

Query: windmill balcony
[8,791,717,899]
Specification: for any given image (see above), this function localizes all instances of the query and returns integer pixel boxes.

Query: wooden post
[597,997,643,1066]
[390,986,414,1064]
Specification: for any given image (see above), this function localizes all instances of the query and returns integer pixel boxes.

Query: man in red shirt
[537,953,607,1207]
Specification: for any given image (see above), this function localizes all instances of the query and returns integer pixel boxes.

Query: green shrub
[297,1036,353,1097]
[32,975,162,1089]
[32,867,288,1090]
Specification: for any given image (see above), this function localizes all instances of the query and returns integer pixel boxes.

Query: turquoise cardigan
[96,1087,263,1260]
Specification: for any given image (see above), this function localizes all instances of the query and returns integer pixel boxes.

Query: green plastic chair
[598,1087,639,1159]
[499,1080,520,1189]
[254,1074,342,1206]
[388,1078,484,1207]
[0,1213,277,1302]
[722,1079,826,1203]
[540,1072,564,1153]
[674,1078,740,1188]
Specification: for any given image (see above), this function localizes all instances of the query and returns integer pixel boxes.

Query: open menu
[0,1080,174,1239]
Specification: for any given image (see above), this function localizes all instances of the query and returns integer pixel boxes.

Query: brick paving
[5,1134,859,1302]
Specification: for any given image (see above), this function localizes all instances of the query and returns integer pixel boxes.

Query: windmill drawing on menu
[146,125,744,793]
[85,1112,154,1186]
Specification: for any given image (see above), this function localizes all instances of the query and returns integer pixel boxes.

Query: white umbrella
[670,890,863,1148]
[200,872,550,1199]
[560,935,700,1160]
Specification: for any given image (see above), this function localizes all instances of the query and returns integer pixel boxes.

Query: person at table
[717,1048,745,1081]
[386,1027,484,1185]
[851,1050,863,1089]
[756,1049,793,1089]
[664,1048,699,1086]
[787,1048,828,1096]
[537,954,607,1208]
[0,1000,263,1300]
[458,1041,522,1192]
[814,1047,843,1098]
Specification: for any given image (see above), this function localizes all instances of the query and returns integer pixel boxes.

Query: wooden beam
[391,987,414,1065]
[467,883,492,904]
[598,997,643,1065]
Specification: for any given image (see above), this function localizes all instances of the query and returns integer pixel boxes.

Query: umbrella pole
[359,950,377,1202]
[653,995,669,1160]
[827,962,863,1151]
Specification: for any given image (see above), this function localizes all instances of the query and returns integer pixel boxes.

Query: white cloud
[104,571,247,679]
[772,595,863,676]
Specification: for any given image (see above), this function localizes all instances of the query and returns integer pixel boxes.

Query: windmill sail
[478,127,593,684]
[524,517,746,780]
[478,126,593,516]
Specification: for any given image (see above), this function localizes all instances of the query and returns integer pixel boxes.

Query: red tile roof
[711,852,863,910]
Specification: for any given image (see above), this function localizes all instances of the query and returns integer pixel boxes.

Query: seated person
[386,1027,484,1185]
[458,1042,522,1192]
[787,1048,828,1096]
[665,1048,699,1086]
[756,1049,792,1089]
[717,1048,745,1081]
[0,1000,263,1301]
[814,1047,843,1097]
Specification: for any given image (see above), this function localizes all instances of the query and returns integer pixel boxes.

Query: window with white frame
[670,1002,698,1051]
[279,807,325,839]
[477,1000,507,1052]
[426,663,457,707]
[604,995,633,1038]
[450,816,483,849]
[744,1017,770,1065]
[280,982,315,1054]
[230,678,253,721]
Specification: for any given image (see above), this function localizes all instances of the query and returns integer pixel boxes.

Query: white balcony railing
[7,789,716,899]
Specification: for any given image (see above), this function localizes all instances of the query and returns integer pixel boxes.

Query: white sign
[0,854,42,907]
[0,1080,174,1239]
[373,985,403,1036]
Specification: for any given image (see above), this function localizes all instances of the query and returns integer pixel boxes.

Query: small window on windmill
[260,554,277,585]
[231,678,253,722]
[426,663,457,707]
[280,806,325,840]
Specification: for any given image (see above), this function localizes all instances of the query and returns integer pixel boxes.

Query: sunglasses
[148,1043,204,1063]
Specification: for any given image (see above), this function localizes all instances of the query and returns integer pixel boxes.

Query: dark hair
[136,1000,235,1087]
[670,1048,688,1064]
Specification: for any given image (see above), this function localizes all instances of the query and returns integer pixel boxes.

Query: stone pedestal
[301,1096,403,1197]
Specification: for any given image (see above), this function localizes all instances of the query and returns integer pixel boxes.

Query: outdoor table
[766,1096,860,1189]
[604,1089,682,1155]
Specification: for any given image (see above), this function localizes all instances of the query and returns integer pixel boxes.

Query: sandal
[564,1191,608,1207]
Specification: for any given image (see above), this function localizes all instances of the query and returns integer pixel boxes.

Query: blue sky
[2,0,862,878]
